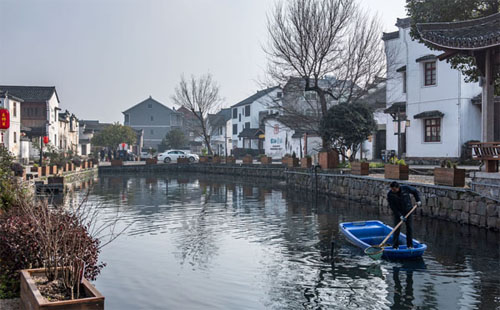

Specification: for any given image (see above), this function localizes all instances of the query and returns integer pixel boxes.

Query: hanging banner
[0,109,9,130]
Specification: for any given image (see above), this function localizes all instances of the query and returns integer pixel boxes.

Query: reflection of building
[383,18,481,162]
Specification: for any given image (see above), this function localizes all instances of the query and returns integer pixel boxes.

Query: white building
[0,91,23,160]
[208,108,232,156]
[383,18,481,162]
[263,115,322,159]
[58,110,79,154]
[230,86,282,152]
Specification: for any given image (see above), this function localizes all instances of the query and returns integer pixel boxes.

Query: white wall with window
[384,18,481,160]
[0,95,22,160]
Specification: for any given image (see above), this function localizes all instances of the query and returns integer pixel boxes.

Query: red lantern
[0,109,9,130]
[121,143,126,149]
[43,136,49,144]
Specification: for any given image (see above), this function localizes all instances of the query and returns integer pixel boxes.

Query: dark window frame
[244,105,251,117]
[232,124,238,135]
[424,61,436,86]
[232,108,237,119]
[424,118,441,142]
[245,122,250,129]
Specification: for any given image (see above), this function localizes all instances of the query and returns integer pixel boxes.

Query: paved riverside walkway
[0,298,19,310]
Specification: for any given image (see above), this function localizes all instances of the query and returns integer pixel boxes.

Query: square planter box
[319,151,339,169]
[301,157,312,168]
[242,155,253,164]
[351,162,369,175]
[41,166,50,177]
[47,176,64,185]
[20,268,104,310]
[111,159,123,166]
[285,157,299,168]
[49,165,58,175]
[212,156,221,164]
[434,167,465,187]
[260,156,272,165]
[31,166,42,177]
[225,156,236,164]
[281,156,289,165]
[384,164,409,180]
[82,161,88,169]
[177,157,189,164]
[199,156,209,163]
[145,158,158,165]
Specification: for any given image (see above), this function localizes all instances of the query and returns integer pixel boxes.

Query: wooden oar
[364,204,418,260]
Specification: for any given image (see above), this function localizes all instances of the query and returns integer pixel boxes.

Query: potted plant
[285,152,299,168]
[282,154,290,165]
[434,160,465,187]
[242,154,253,164]
[301,155,312,168]
[145,157,158,165]
[177,157,189,164]
[226,156,236,164]
[318,149,339,169]
[260,154,272,165]
[384,157,409,180]
[351,160,369,176]
[212,155,221,164]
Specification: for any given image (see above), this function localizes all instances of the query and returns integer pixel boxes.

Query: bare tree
[264,0,386,148]
[172,74,222,155]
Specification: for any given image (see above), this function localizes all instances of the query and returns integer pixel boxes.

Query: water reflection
[79,173,500,310]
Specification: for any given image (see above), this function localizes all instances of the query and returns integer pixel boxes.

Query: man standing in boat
[387,181,422,249]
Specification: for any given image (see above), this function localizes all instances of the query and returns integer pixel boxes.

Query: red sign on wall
[0,109,9,130]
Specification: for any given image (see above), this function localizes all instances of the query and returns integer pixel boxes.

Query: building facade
[58,110,79,154]
[0,91,23,160]
[383,18,482,162]
[230,86,282,151]
[208,108,232,156]
[123,96,183,149]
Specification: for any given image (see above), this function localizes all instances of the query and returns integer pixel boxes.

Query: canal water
[73,174,500,310]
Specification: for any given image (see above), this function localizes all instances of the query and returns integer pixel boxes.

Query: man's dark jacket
[387,185,421,217]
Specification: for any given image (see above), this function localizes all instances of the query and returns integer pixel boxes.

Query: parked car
[158,150,199,163]
[140,151,153,160]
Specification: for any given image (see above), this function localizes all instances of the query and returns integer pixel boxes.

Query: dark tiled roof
[382,31,399,41]
[396,66,406,72]
[413,110,444,119]
[0,91,24,102]
[231,86,280,108]
[417,13,500,50]
[123,96,178,114]
[415,54,437,62]
[0,86,58,102]
[209,108,231,128]
[396,17,411,29]
[384,102,406,114]
[79,120,112,132]
[238,128,264,138]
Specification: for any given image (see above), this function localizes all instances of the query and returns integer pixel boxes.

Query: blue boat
[339,220,427,259]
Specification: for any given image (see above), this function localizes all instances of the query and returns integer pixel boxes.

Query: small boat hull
[339,220,427,260]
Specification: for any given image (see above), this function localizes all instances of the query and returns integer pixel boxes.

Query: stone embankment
[99,163,500,231]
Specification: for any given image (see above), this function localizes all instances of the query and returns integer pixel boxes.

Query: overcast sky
[0,0,407,123]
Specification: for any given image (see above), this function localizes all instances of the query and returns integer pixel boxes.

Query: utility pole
[397,106,402,159]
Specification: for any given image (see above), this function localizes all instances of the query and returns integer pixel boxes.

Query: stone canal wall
[99,164,500,231]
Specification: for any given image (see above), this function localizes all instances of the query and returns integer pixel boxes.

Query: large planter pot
[434,167,465,187]
[31,166,42,177]
[199,156,208,163]
[384,164,409,180]
[351,162,369,176]
[301,157,312,168]
[49,165,58,175]
[20,268,104,310]
[242,155,253,164]
[111,159,123,166]
[225,156,236,164]
[41,166,50,177]
[82,161,88,169]
[145,158,158,165]
[177,157,189,164]
[285,157,299,168]
[260,156,272,165]
[318,151,339,169]
[48,176,64,185]
[212,156,221,164]
[281,156,289,165]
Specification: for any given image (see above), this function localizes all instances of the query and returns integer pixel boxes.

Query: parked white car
[158,150,199,163]
[140,151,153,160]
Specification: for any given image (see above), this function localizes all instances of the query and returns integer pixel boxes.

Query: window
[150,129,154,135]
[277,92,283,98]
[125,114,129,123]
[402,72,407,93]
[424,61,436,86]
[424,118,441,142]
[239,114,241,122]
[233,124,238,135]
[245,122,250,129]
[244,105,250,117]
[13,132,16,143]
[148,103,153,108]
[13,102,16,117]
[150,116,154,121]
[232,108,237,119]
[304,91,317,101]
